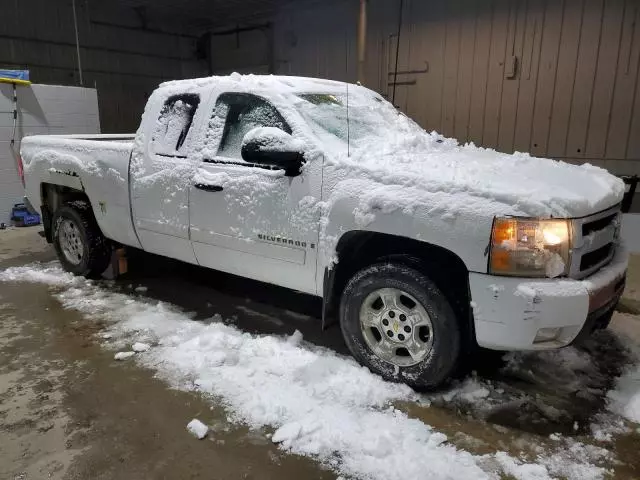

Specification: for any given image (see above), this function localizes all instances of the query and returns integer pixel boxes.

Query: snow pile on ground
[535,439,610,480]
[606,335,640,424]
[0,262,619,480]
[431,345,602,419]
[426,333,639,479]
[132,342,151,352]
[589,412,628,442]
[442,333,637,433]
[608,366,640,423]
[186,419,209,439]
[114,351,135,360]
[0,262,79,286]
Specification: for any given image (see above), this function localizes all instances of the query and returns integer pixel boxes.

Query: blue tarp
[0,69,30,84]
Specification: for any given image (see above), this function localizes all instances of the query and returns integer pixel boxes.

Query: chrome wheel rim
[58,219,84,265]
[359,287,434,367]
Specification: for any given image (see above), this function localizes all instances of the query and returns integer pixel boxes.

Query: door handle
[194,183,223,192]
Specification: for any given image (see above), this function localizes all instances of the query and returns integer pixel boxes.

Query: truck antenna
[346,81,350,157]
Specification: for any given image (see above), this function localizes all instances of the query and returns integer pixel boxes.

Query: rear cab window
[152,93,200,158]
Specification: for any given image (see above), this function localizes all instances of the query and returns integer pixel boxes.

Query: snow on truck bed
[22,133,135,151]
[20,134,134,188]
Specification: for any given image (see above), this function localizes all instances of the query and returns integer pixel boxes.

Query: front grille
[569,205,620,279]
[580,243,613,271]
[582,213,617,236]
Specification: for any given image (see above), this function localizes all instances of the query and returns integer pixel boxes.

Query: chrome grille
[569,205,621,279]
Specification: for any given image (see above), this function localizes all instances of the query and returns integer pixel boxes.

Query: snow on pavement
[186,419,209,439]
[114,351,135,360]
[2,261,636,480]
[608,366,640,423]
[132,342,151,352]
[606,333,640,424]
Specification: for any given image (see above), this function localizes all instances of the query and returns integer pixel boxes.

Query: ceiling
[107,0,308,31]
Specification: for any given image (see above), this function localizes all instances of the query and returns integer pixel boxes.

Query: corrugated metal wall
[211,0,639,176]
[364,0,640,175]
[6,0,636,175]
[210,1,358,80]
[0,0,208,132]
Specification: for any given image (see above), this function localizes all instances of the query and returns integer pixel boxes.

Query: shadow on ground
[468,331,631,435]
[119,249,345,353]
[117,249,636,439]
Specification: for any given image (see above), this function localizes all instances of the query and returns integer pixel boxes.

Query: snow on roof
[159,73,353,95]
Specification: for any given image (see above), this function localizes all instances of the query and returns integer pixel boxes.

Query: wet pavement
[1,226,639,479]
[0,228,332,480]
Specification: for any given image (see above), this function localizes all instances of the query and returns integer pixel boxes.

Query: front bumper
[470,246,628,350]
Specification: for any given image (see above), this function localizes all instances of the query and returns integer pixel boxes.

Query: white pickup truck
[20,74,628,388]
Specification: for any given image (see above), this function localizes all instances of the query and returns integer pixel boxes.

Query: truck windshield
[293,92,424,145]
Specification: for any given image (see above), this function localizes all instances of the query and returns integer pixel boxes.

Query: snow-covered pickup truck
[20,74,628,388]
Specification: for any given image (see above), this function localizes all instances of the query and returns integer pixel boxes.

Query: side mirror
[241,127,305,176]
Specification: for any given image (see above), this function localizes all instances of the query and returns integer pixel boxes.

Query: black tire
[339,262,461,390]
[52,201,112,278]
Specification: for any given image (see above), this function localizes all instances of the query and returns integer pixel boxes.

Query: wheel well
[40,183,91,243]
[323,231,474,344]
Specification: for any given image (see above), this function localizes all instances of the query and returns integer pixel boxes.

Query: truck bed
[25,133,136,146]
[20,133,140,249]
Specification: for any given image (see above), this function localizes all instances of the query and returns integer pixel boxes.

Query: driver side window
[214,93,291,160]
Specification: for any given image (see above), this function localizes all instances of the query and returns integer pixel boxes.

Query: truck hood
[330,132,625,219]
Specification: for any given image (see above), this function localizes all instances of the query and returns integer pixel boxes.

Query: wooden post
[357,0,367,84]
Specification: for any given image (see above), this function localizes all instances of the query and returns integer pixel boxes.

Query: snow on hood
[341,133,623,218]
[281,81,625,219]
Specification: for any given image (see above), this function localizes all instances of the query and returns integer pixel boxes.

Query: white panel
[0,153,24,223]
[193,242,317,295]
[622,214,640,254]
[137,229,198,265]
[0,84,14,112]
[0,84,100,222]
[191,232,306,265]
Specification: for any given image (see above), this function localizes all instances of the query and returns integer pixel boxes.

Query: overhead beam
[90,20,200,39]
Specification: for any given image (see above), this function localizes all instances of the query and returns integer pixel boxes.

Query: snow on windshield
[293,92,423,146]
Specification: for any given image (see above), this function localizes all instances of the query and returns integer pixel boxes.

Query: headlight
[489,218,571,278]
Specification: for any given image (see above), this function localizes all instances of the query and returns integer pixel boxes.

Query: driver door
[189,92,322,295]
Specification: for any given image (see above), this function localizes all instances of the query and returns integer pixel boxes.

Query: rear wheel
[339,263,461,390]
[52,202,111,277]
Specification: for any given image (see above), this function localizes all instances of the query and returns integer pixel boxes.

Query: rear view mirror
[241,127,305,176]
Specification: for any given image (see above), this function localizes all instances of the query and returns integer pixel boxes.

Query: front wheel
[339,263,461,390]
[52,202,111,277]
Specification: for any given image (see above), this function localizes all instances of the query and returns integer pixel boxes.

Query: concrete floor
[0,227,335,480]
[1,226,639,479]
